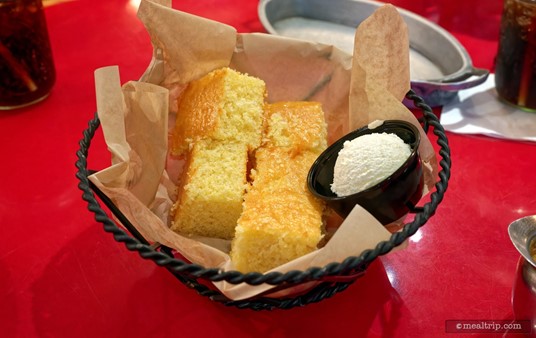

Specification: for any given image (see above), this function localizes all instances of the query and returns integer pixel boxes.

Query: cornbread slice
[170,67,266,156]
[170,67,266,240]
[171,139,248,240]
[264,101,328,154]
[231,101,327,273]
[231,147,325,273]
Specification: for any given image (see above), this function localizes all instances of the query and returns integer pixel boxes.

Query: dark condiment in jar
[495,0,536,111]
[0,0,55,109]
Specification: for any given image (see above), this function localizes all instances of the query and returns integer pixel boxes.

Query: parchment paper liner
[90,0,438,301]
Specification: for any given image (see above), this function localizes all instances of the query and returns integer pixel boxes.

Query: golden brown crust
[170,67,266,156]
[263,101,327,154]
[230,102,328,273]
[171,70,225,155]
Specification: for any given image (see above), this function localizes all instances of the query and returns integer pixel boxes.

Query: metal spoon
[508,215,536,269]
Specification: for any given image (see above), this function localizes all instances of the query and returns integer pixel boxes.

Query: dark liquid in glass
[495,0,536,111]
[0,0,55,109]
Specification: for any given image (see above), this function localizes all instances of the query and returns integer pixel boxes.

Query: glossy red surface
[1,0,535,337]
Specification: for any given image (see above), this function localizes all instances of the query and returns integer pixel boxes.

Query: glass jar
[0,0,56,110]
[495,0,536,111]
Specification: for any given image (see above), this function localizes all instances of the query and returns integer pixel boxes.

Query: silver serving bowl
[258,0,489,106]
[508,215,536,292]
[508,215,536,269]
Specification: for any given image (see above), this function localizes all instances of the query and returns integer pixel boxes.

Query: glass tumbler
[495,0,536,111]
[0,0,55,110]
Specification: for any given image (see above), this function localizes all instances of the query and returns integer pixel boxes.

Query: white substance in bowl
[331,133,411,197]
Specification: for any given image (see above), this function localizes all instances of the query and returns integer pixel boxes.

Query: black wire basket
[75,90,451,311]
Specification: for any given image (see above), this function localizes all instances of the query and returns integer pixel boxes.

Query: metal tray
[258,0,489,106]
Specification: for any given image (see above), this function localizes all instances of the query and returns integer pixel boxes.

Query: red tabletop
[1,0,536,337]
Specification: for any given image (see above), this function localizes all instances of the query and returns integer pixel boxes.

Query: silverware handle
[412,67,490,92]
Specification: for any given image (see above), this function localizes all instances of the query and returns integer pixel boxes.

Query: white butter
[331,133,411,197]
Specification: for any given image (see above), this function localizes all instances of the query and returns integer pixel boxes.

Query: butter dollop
[331,133,411,196]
